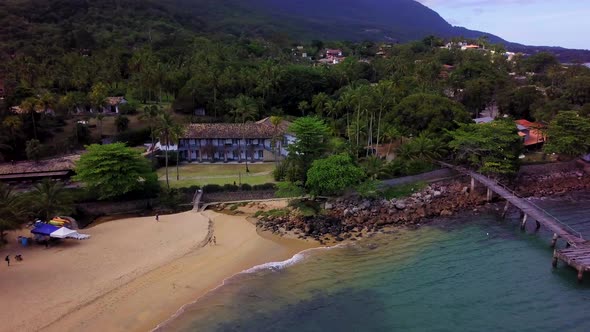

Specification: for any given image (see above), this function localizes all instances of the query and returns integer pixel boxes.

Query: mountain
[167,0,590,61]
[1,0,589,62]
[169,0,508,43]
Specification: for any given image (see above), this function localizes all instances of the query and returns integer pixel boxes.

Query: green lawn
[158,163,276,188]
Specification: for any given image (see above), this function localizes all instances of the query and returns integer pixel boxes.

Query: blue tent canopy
[31,223,60,236]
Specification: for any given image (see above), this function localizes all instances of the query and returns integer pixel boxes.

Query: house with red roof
[515,119,546,147]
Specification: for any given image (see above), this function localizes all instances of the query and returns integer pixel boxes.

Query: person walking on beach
[155,213,159,222]
[5,255,9,267]
[213,236,217,245]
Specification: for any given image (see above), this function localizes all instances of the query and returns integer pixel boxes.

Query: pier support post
[501,201,510,219]
[470,177,475,194]
[520,214,528,231]
[578,269,584,283]
[486,188,493,202]
[552,251,558,268]
[551,233,559,248]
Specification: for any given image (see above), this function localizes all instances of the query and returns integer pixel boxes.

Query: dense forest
[1,0,590,166]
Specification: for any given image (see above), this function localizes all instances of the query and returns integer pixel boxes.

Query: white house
[177,118,293,163]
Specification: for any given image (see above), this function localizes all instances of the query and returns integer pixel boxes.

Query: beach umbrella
[50,227,78,239]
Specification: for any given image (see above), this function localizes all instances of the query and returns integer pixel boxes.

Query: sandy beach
[0,209,316,332]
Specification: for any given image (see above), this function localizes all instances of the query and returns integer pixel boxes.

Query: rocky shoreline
[254,169,590,244]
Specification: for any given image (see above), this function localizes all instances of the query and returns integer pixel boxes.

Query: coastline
[0,209,318,332]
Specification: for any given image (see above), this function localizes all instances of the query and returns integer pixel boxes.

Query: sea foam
[152,245,341,331]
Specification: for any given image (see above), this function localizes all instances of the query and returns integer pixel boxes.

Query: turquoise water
[160,195,590,332]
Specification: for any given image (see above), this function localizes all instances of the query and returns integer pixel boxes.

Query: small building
[515,119,546,148]
[319,49,345,65]
[461,44,481,51]
[474,117,494,124]
[103,97,127,114]
[194,108,206,116]
[177,118,293,163]
[0,155,79,183]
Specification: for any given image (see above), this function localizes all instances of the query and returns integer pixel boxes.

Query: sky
[417,0,590,50]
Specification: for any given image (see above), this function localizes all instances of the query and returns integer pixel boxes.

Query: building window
[257,150,264,159]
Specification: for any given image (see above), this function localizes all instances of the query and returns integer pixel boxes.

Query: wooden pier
[439,162,590,282]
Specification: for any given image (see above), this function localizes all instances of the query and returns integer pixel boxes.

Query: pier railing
[438,161,584,240]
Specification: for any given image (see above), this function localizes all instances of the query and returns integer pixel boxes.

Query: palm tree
[140,105,161,159]
[157,111,181,189]
[0,183,24,244]
[37,92,55,114]
[396,134,446,162]
[364,156,386,180]
[96,114,104,139]
[29,179,73,221]
[20,97,39,139]
[170,124,184,181]
[270,115,283,165]
[228,95,259,172]
[382,126,402,159]
[2,116,23,152]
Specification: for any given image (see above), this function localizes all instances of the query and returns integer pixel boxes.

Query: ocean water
[160,194,590,332]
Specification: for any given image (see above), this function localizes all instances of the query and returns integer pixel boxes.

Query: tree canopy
[306,154,366,196]
[448,120,522,176]
[74,143,158,200]
[388,93,470,136]
[544,111,590,157]
[285,117,331,182]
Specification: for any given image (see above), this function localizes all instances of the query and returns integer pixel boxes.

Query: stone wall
[518,160,581,176]
[201,190,276,203]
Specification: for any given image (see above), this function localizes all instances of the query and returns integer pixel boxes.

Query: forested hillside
[1,0,590,167]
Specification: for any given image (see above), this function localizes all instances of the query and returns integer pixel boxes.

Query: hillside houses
[318,49,345,65]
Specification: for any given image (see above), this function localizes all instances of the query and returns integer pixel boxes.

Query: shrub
[115,127,151,147]
[276,182,306,198]
[253,183,276,191]
[241,183,252,191]
[202,184,223,193]
[273,161,290,181]
[223,184,239,192]
[119,100,140,115]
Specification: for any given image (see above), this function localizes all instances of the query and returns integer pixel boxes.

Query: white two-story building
[177,118,293,163]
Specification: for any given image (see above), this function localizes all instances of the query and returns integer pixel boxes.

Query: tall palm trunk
[176,146,180,180]
[31,110,38,139]
[165,135,170,189]
[376,108,382,148]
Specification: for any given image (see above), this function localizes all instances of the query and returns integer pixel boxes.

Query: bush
[202,184,223,193]
[273,161,290,181]
[380,181,427,200]
[253,183,276,191]
[115,127,151,147]
[288,199,320,217]
[119,100,140,115]
[241,183,252,191]
[223,184,239,191]
[276,182,306,198]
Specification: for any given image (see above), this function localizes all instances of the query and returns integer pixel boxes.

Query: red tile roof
[515,119,545,129]
[0,155,79,176]
[524,129,545,146]
[184,118,291,139]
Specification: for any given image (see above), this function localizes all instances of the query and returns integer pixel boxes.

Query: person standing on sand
[5,255,9,267]
[213,236,217,245]
[156,214,159,222]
